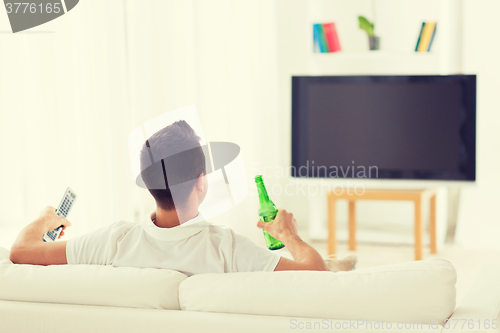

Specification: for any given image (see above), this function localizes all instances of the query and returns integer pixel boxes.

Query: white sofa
[0,246,499,333]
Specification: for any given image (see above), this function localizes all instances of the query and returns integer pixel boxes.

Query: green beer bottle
[255,175,285,250]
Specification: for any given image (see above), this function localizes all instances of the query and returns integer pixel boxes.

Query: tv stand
[327,189,437,260]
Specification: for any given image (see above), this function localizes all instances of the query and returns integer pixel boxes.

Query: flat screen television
[291,75,476,181]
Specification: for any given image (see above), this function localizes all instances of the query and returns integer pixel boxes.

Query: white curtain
[0,0,281,247]
[0,0,136,243]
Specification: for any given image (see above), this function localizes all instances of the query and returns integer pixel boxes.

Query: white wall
[455,0,500,250]
[190,0,282,243]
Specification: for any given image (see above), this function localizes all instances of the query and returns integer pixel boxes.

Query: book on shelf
[323,23,341,52]
[313,24,321,52]
[415,22,437,52]
[313,22,342,53]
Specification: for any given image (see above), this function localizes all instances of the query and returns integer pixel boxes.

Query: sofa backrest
[0,247,187,310]
[179,258,457,325]
[0,247,457,324]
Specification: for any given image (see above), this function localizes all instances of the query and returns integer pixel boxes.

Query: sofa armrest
[0,247,12,265]
[446,265,500,333]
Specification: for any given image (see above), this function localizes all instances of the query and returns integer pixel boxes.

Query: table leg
[348,201,356,251]
[328,195,337,256]
[414,198,423,260]
[429,194,437,254]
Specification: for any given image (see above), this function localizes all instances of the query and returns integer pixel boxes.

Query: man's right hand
[256,209,298,242]
[10,206,70,265]
[36,206,71,237]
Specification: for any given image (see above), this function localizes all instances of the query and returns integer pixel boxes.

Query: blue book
[415,22,425,52]
[313,24,324,52]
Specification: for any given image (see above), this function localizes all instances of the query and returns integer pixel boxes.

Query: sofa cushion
[179,258,456,324]
[0,246,187,310]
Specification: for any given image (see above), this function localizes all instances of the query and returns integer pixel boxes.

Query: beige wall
[455,0,500,250]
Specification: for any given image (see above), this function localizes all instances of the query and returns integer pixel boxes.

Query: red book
[322,23,341,52]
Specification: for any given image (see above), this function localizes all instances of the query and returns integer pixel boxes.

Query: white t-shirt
[66,213,281,276]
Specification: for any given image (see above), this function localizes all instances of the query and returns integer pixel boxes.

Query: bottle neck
[256,181,270,204]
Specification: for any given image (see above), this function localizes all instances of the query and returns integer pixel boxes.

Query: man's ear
[195,173,204,192]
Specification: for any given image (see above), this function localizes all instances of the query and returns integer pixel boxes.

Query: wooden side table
[327,189,437,260]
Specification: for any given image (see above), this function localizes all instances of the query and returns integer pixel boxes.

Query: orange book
[417,22,436,52]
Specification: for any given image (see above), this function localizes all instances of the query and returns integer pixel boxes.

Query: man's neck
[152,206,199,228]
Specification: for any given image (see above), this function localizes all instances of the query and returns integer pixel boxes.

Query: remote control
[43,187,77,242]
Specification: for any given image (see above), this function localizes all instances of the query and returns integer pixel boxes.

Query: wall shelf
[310,51,439,58]
[306,52,442,76]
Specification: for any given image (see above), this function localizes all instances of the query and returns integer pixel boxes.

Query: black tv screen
[291,75,476,181]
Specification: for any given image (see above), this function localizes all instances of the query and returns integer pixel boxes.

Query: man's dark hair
[139,120,206,210]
